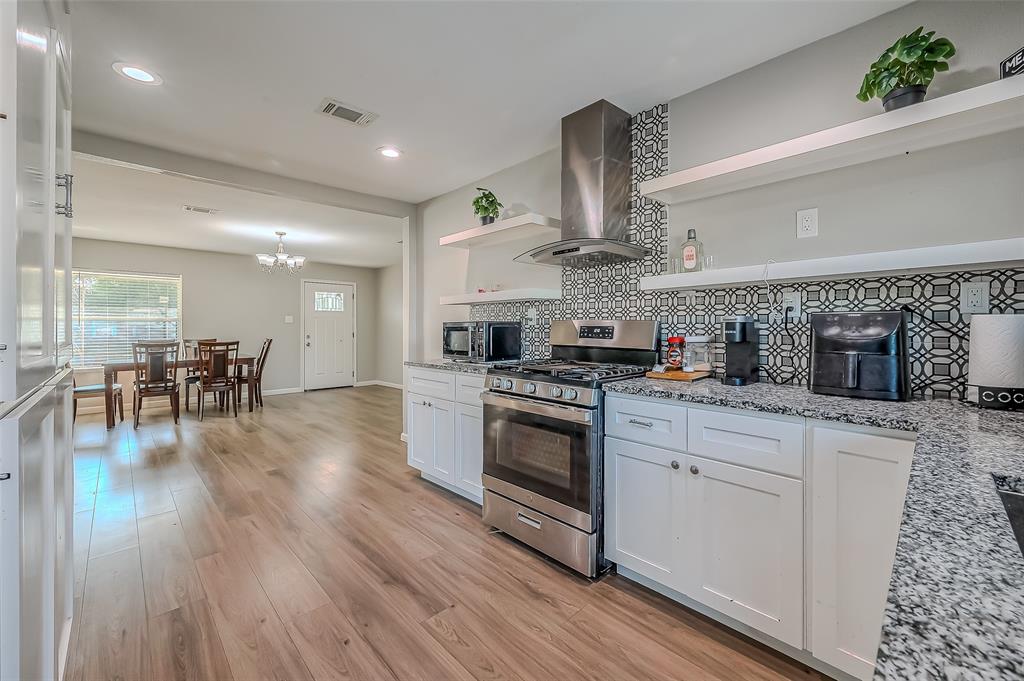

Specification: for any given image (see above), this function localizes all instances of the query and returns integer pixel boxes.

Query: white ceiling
[72,156,405,267]
[70,1,905,204]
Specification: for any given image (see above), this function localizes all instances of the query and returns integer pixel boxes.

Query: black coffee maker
[722,316,759,386]
[809,311,910,401]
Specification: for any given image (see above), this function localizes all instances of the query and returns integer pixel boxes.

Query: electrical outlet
[796,208,818,238]
[782,291,801,319]
[960,281,990,314]
[284,315,294,324]
[524,307,538,327]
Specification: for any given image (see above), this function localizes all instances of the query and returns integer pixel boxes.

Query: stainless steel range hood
[516,100,650,267]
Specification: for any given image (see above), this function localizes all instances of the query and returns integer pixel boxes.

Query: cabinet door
[604,437,683,586]
[681,455,804,648]
[14,0,58,397]
[53,33,72,367]
[810,427,914,680]
[0,383,58,681]
[427,399,455,482]
[454,403,483,500]
[407,393,433,472]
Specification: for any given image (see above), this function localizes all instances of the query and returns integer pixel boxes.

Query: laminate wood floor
[68,386,828,681]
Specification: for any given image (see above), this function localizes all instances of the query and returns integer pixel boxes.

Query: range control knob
[491,377,503,388]
[563,389,578,400]
[502,379,514,390]
[550,386,563,398]
[524,383,537,394]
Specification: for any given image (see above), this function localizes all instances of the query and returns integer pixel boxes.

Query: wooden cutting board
[645,369,712,382]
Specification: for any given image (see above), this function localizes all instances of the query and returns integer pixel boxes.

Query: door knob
[670,460,680,470]
[689,465,700,475]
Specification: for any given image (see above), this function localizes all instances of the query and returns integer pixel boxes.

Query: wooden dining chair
[196,340,239,421]
[131,341,181,429]
[73,375,124,424]
[236,338,272,408]
[182,337,216,412]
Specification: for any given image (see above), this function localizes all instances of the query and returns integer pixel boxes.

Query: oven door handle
[481,391,593,425]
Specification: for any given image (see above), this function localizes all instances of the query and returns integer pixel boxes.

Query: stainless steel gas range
[481,319,660,577]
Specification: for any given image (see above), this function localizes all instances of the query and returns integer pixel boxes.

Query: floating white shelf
[439,288,562,305]
[640,77,1024,205]
[640,238,1024,292]
[439,213,561,248]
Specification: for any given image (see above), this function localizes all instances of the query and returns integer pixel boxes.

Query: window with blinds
[71,270,182,368]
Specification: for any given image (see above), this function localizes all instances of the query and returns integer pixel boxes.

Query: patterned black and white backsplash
[470,103,1024,399]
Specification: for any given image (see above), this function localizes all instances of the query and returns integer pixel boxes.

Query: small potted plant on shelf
[472,187,503,225]
[856,26,956,112]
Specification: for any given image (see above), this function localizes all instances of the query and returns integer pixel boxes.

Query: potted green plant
[856,26,956,112]
[472,187,503,225]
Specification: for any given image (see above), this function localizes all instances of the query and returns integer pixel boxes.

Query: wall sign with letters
[1002,46,1024,79]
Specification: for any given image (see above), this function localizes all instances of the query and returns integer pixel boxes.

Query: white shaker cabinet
[604,436,684,586]
[406,392,455,483]
[809,425,914,680]
[406,368,485,503]
[680,454,804,648]
[453,403,484,500]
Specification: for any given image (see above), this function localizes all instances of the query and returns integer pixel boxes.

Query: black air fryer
[809,311,910,401]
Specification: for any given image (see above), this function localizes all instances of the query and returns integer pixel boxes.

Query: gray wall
[72,237,386,394]
[415,148,562,358]
[375,263,404,385]
[667,1,1024,267]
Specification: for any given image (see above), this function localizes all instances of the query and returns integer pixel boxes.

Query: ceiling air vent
[182,204,219,215]
[317,98,378,126]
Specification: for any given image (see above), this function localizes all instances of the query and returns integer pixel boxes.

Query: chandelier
[256,231,307,274]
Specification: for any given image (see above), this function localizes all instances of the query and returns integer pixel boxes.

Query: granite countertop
[404,359,494,375]
[603,378,1024,680]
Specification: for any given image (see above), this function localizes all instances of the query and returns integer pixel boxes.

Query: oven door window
[443,328,471,357]
[483,402,593,514]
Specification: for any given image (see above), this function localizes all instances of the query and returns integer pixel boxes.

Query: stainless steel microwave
[442,321,522,363]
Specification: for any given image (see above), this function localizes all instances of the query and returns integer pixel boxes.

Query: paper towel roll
[968,314,1024,388]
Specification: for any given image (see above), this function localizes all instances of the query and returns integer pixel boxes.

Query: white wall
[666,1,1024,267]
[375,263,403,386]
[415,148,562,358]
[72,238,390,405]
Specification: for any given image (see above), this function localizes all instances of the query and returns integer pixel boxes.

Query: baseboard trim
[262,387,303,396]
[354,380,404,390]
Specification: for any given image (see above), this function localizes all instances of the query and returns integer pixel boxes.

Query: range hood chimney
[516,100,650,267]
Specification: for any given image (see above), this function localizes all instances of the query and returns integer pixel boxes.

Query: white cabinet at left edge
[406,368,485,503]
[1,2,76,680]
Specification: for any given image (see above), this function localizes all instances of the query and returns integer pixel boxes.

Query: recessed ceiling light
[112,62,162,85]
[377,146,402,159]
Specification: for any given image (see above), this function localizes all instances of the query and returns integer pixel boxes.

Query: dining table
[101,354,257,429]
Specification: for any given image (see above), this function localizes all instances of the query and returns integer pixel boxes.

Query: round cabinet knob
[491,377,503,388]
[670,460,680,470]
[502,379,514,390]
[524,383,537,394]
[689,465,700,475]
[550,386,563,398]
[563,389,578,400]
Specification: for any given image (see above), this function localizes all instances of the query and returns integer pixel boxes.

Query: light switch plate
[796,208,818,238]
[960,281,990,314]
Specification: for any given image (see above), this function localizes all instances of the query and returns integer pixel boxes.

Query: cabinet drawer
[605,395,687,452]
[455,374,486,407]
[686,407,804,478]
[407,368,456,401]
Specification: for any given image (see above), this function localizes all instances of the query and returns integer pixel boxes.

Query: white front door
[303,281,355,390]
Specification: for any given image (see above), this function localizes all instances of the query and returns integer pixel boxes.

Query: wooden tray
[645,369,712,382]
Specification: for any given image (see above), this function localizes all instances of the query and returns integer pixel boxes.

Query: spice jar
[682,335,712,372]
[666,336,684,368]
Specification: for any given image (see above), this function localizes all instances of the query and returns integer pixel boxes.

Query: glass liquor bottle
[681,228,704,273]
